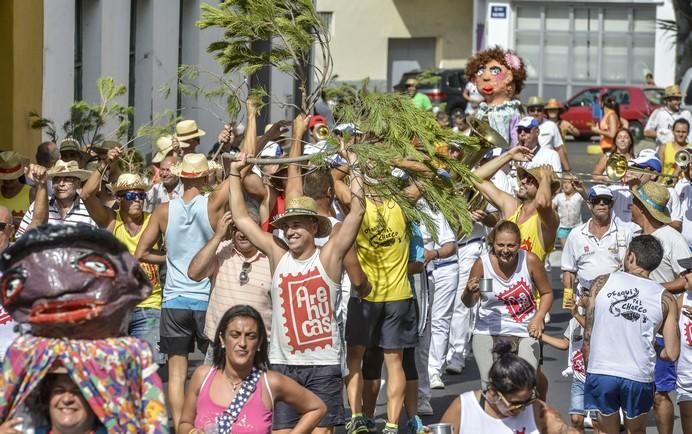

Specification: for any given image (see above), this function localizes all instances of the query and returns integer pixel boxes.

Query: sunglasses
[239,261,252,285]
[527,107,543,113]
[0,223,7,231]
[494,388,537,413]
[119,191,147,201]
[589,197,613,206]
[517,127,533,134]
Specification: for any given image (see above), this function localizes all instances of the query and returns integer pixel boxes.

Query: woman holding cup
[461,220,554,390]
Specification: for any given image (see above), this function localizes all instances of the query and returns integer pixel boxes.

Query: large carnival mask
[0,224,151,339]
[474,59,515,102]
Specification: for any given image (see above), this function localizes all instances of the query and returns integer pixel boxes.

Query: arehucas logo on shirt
[0,306,11,326]
[278,267,333,352]
[571,350,585,376]
[497,277,536,323]
[607,288,648,323]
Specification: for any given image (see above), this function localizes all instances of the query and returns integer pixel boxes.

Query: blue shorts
[569,377,586,415]
[584,373,654,419]
[557,227,573,240]
[655,336,677,393]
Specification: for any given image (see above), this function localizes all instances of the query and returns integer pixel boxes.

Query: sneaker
[365,416,377,433]
[345,415,370,434]
[445,363,464,375]
[381,425,398,434]
[407,415,425,434]
[429,373,445,389]
[417,397,434,416]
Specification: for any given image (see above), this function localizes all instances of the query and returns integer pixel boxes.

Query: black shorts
[160,308,209,355]
[362,346,418,381]
[345,297,418,349]
[270,364,344,428]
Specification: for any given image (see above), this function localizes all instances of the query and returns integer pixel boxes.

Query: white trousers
[446,241,484,368]
[427,262,459,376]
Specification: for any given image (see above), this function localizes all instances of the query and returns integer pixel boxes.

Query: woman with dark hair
[179,305,326,434]
[461,221,553,393]
[591,128,635,177]
[438,341,577,433]
[591,96,621,152]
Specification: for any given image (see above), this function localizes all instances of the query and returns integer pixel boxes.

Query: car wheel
[629,121,643,140]
[448,106,465,119]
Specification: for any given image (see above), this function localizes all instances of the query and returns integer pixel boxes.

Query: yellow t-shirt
[0,184,31,227]
[112,211,162,309]
[357,198,412,302]
[661,142,679,177]
[507,205,550,263]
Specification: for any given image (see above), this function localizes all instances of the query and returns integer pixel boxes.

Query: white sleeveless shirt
[269,248,341,365]
[588,271,664,383]
[475,250,536,337]
[677,291,692,394]
[459,391,539,434]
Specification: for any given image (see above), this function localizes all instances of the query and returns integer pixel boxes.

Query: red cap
[309,115,327,130]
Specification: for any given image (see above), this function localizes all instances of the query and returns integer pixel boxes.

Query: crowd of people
[0,46,690,434]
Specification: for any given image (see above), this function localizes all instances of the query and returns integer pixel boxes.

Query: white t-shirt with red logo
[563,318,586,383]
[474,250,536,337]
[269,249,341,366]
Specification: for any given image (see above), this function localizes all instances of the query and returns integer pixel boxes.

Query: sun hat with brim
[46,160,92,181]
[170,153,210,179]
[664,85,684,99]
[59,138,82,153]
[516,166,560,194]
[109,173,151,194]
[152,135,186,164]
[631,182,671,224]
[270,196,332,238]
[544,98,565,113]
[526,96,545,108]
[175,120,206,142]
[405,78,418,87]
[0,151,29,180]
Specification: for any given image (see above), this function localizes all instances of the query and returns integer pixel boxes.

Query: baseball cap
[587,184,613,201]
[309,115,327,130]
[333,123,362,136]
[517,117,539,130]
[630,149,662,173]
[258,141,283,158]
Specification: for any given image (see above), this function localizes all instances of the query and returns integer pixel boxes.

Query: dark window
[447,72,462,89]
[74,0,83,101]
[568,89,599,107]
[605,89,631,105]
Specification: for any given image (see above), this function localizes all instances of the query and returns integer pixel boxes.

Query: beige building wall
[316,0,474,87]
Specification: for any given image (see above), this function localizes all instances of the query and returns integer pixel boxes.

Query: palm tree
[658,0,692,83]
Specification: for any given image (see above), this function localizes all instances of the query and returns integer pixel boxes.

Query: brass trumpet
[314,124,330,141]
[675,149,691,168]
[604,153,678,182]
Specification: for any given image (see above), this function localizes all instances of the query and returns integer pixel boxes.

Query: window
[318,12,333,36]
[447,72,463,89]
[646,88,665,106]
[74,0,83,101]
[568,89,599,107]
[605,89,631,105]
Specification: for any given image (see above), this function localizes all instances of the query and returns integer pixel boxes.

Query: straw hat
[526,96,545,107]
[0,151,29,180]
[516,166,560,194]
[175,120,206,142]
[152,135,187,164]
[109,173,151,193]
[46,160,92,181]
[544,98,564,113]
[270,196,332,238]
[405,78,418,87]
[631,183,671,224]
[663,85,683,99]
[170,153,210,179]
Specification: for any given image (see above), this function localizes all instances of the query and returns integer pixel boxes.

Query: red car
[561,86,664,139]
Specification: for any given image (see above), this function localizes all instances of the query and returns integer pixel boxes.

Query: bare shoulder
[190,364,213,387]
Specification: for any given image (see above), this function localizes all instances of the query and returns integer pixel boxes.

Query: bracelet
[230,173,241,178]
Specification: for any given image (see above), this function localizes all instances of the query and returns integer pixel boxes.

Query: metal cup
[479,278,493,293]
[427,423,454,434]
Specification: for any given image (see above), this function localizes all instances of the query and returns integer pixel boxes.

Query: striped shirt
[204,240,273,340]
[16,195,97,238]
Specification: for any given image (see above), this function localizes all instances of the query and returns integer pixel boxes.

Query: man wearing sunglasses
[81,147,165,370]
[515,117,562,174]
[645,84,692,147]
[526,96,571,172]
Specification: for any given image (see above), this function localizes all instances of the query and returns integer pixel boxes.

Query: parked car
[393,69,467,118]
[561,86,663,139]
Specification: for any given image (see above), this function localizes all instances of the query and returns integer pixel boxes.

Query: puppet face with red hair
[466,47,527,105]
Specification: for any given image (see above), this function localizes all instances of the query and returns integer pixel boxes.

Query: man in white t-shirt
[644,85,692,147]
[630,182,689,434]
[463,81,483,115]
[516,116,562,173]
[0,206,17,361]
[527,96,571,171]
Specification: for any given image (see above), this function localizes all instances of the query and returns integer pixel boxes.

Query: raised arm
[659,291,681,362]
[187,211,232,281]
[285,114,309,201]
[134,203,167,264]
[473,146,533,181]
[24,164,49,231]
[534,165,560,230]
[81,148,120,228]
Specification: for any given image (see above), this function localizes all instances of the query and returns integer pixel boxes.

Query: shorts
[655,336,677,393]
[678,388,692,403]
[362,346,418,381]
[569,377,586,416]
[128,307,165,365]
[271,364,344,428]
[557,227,573,240]
[345,297,417,349]
[160,308,209,355]
[584,373,654,419]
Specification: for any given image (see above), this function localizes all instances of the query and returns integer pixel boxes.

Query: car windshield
[644,88,664,105]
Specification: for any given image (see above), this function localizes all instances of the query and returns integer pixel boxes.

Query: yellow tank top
[0,184,31,226]
[507,205,550,263]
[113,211,162,309]
[662,142,678,177]
[357,198,412,302]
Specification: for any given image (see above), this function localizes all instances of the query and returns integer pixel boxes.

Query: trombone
[604,153,678,183]
[675,149,691,168]
[314,124,330,141]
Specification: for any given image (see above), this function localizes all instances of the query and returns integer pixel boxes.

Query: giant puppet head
[0,224,151,339]
[465,46,527,106]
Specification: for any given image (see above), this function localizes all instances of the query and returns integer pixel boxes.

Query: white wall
[484,1,512,50]
[654,0,677,86]
[42,0,76,141]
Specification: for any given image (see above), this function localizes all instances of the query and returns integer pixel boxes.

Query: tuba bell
[464,117,509,168]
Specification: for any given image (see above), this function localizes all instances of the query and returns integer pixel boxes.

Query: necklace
[222,369,245,391]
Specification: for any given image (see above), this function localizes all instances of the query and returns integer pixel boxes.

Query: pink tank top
[194,367,273,433]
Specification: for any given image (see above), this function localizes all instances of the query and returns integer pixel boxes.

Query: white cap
[587,184,613,200]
